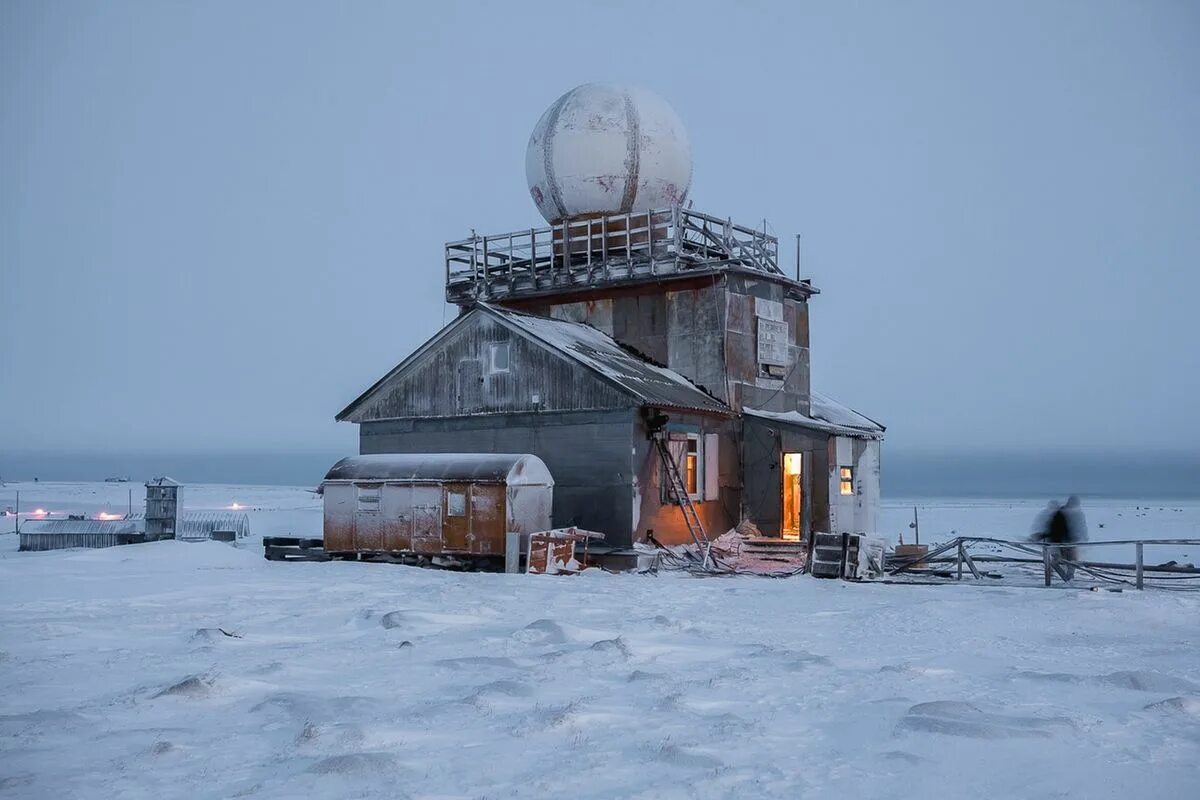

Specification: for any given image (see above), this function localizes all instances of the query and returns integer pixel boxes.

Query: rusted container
[321,454,553,560]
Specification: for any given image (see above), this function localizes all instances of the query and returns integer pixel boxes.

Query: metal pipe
[646,210,653,261]
[601,215,609,279]
[795,234,802,281]
[529,229,537,289]
[561,221,569,273]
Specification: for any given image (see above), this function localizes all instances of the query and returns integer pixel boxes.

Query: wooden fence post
[1043,545,1052,587]
[1136,542,1144,590]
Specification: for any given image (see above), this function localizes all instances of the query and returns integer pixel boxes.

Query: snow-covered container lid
[323,454,554,487]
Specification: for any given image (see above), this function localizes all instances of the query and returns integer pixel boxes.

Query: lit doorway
[782,452,803,540]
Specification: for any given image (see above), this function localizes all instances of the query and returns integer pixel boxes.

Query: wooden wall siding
[524,289,674,374]
[360,409,637,547]
[548,299,614,336]
[666,284,728,403]
[611,292,671,365]
[828,438,881,535]
[346,315,634,422]
[741,415,831,538]
[631,413,741,547]
[724,275,811,415]
[497,272,812,416]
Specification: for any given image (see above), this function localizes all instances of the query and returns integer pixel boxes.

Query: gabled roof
[336,311,478,422]
[336,304,730,421]
[745,391,885,440]
[146,477,181,487]
[483,305,729,415]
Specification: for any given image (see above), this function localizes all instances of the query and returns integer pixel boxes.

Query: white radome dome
[525,84,692,224]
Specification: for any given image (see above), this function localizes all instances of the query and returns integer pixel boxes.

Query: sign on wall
[757,318,789,367]
[754,297,784,322]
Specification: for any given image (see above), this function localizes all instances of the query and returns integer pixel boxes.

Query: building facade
[338,85,883,552]
[338,212,883,550]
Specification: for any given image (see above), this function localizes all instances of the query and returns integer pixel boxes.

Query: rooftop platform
[445,206,816,305]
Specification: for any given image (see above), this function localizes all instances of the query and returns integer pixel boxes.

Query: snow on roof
[145,477,181,487]
[323,453,554,486]
[810,391,885,433]
[484,304,729,415]
[745,391,885,439]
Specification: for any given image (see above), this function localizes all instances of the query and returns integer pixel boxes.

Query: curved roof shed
[323,453,554,486]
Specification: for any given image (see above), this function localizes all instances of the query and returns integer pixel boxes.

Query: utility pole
[795,234,802,281]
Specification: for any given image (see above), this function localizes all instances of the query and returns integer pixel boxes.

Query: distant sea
[1,450,1197,499]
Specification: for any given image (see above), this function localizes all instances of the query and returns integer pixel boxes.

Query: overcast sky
[2,1,1197,457]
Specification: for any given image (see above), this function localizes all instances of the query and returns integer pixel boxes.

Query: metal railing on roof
[445,206,785,303]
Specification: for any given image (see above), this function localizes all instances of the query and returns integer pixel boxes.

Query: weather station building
[337,84,883,553]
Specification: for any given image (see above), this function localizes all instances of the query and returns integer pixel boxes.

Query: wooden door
[410,486,442,554]
[442,483,471,552]
[782,453,803,539]
[353,483,385,552]
[381,484,413,552]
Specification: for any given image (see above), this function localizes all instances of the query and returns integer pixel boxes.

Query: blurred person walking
[1032,496,1088,581]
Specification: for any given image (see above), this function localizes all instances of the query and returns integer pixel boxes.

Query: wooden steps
[740,537,807,555]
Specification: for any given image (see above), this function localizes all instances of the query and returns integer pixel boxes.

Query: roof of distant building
[20,518,144,535]
[146,477,181,487]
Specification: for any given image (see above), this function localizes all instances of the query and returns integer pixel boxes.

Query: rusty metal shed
[321,453,553,561]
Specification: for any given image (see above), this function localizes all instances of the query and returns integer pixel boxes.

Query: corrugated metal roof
[745,391,885,439]
[484,305,730,415]
[323,453,554,485]
[335,305,731,421]
[19,518,144,535]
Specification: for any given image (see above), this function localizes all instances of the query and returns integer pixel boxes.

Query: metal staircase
[652,435,711,566]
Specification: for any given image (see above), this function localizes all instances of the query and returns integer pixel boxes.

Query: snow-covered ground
[1,484,1198,799]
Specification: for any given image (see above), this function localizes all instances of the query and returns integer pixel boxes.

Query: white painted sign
[754,297,784,322]
[757,319,789,366]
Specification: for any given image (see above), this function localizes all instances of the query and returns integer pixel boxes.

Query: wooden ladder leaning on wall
[651,434,712,567]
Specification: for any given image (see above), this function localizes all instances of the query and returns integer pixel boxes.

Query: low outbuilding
[19,518,146,551]
[321,453,553,562]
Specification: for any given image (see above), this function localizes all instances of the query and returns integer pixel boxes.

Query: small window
[839,466,855,496]
[663,432,705,503]
[356,486,381,512]
[685,439,699,496]
[489,343,510,374]
[447,490,467,517]
[760,363,787,379]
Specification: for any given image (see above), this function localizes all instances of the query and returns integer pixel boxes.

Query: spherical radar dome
[525,84,692,224]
